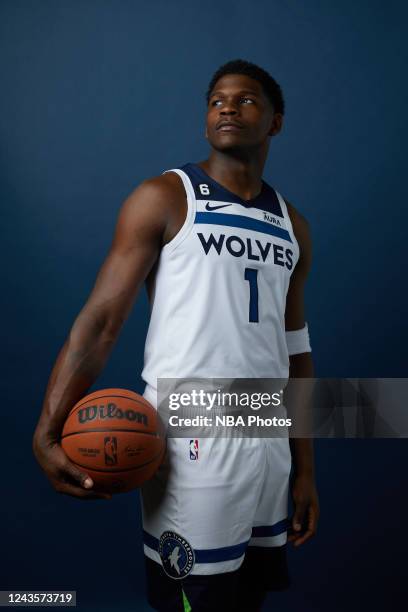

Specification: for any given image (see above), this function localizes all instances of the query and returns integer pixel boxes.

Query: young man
[33,59,319,611]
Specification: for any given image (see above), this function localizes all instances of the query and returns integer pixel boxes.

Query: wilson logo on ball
[77,403,148,425]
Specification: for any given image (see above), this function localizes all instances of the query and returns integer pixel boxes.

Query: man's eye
[210,97,254,107]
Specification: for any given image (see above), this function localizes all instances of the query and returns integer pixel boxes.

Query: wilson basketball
[61,388,166,494]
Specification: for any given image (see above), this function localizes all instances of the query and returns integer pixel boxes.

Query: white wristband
[285,323,312,356]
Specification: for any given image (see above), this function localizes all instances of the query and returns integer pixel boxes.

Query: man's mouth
[216,121,244,131]
[218,125,243,132]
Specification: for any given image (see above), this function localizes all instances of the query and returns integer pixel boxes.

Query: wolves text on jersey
[197,232,294,269]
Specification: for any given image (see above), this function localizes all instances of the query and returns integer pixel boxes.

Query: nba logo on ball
[104,436,118,466]
[189,439,198,460]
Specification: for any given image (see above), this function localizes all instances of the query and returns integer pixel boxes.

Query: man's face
[205,73,282,152]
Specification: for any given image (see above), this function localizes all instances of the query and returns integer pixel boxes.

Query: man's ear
[268,113,283,137]
[205,126,208,139]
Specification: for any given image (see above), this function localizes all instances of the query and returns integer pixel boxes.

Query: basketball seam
[61,428,159,439]
[66,448,165,473]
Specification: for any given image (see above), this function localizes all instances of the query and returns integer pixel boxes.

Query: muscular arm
[285,200,319,546]
[33,173,185,497]
[285,201,315,476]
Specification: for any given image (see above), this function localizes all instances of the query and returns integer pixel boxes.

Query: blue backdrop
[1,1,407,610]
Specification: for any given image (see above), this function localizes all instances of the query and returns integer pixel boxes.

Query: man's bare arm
[285,201,315,474]
[285,200,319,546]
[32,174,184,499]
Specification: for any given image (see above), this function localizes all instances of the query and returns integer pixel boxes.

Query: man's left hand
[288,473,320,547]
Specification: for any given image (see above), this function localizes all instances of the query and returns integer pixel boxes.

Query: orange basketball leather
[61,388,166,494]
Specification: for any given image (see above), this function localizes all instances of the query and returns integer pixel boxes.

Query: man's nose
[220,106,238,115]
[219,100,239,115]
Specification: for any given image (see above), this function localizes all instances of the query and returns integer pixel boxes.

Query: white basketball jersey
[141,163,299,398]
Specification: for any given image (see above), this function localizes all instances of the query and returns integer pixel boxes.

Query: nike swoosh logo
[205,202,232,211]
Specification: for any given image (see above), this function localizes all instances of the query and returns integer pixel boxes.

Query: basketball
[61,388,166,494]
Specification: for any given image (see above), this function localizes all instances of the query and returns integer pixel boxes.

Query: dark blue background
[1,1,407,610]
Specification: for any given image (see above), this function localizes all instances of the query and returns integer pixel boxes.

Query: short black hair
[206,59,285,115]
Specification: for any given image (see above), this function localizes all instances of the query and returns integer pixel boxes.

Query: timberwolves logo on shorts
[159,531,195,579]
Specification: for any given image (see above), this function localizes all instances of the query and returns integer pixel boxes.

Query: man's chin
[210,141,248,155]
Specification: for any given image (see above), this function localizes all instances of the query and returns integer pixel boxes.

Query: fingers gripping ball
[61,389,166,494]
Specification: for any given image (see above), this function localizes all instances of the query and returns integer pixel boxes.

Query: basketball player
[33,59,320,611]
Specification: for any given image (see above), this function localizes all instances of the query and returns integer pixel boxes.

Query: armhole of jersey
[275,190,300,259]
[161,168,196,254]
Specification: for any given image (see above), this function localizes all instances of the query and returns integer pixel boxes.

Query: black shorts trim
[144,545,290,611]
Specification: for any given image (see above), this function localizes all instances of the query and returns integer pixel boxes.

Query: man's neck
[198,151,267,201]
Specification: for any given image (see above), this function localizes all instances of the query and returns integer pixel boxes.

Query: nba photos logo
[189,439,199,460]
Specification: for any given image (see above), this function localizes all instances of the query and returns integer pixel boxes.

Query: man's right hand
[33,432,112,500]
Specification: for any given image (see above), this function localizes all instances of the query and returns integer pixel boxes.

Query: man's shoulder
[283,198,311,248]
[135,170,186,203]
[120,170,187,225]
[284,198,309,231]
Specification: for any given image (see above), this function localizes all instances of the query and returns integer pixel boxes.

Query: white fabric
[141,168,300,386]
[141,436,291,575]
[140,165,299,576]
[285,323,312,356]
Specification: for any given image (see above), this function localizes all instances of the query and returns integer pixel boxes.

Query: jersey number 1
[244,268,259,322]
